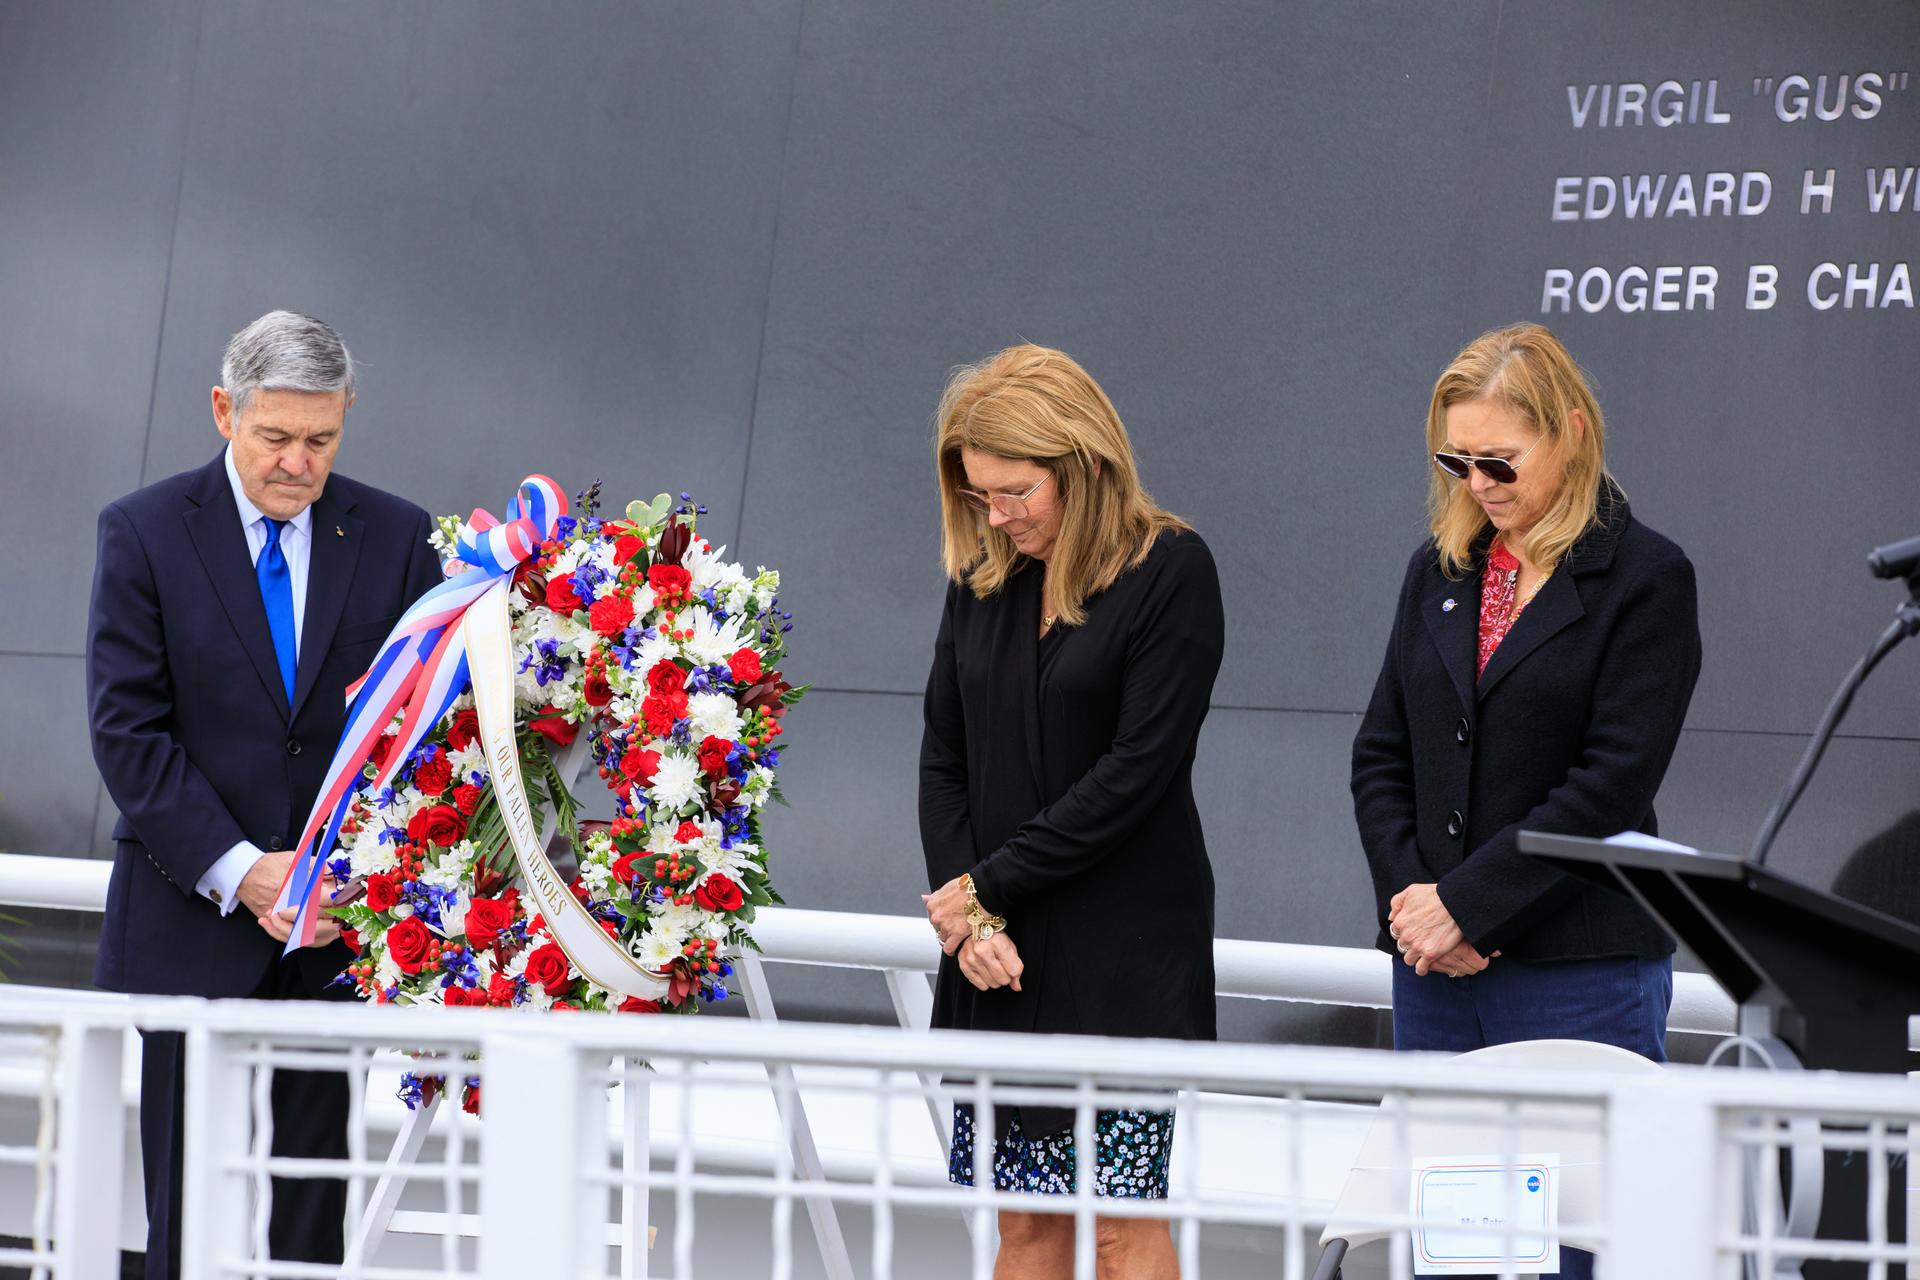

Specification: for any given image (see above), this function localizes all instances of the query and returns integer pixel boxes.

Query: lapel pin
[335,525,345,538]
[1442,598,1457,612]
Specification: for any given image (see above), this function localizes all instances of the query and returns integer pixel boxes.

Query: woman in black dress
[919,343,1224,1279]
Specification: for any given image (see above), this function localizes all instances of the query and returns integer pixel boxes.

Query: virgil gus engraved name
[1538,73,1918,316]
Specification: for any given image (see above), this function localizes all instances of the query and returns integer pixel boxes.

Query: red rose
[619,747,661,788]
[407,803,467,848]
[589,594,636,637]
[529,707,579,746]
[647,661,687,698]
[727,647,762,685]
[413,753,452,797]
[463,896,514,950]
[674,820,704,844]
[446,709,480,752]
[613,534,647,567]
[583,669,613,707]
[364,871,400,913]
[368,733,396,768]
[385,915,432,974]
[442,984,474,1007]
[618,997,663,1014]
[523,943,573,997]
[648,563,692,599]
[693,873,744,913]
[340,926,362,955]
[544,574,584,613]
[452,783,483,815]
[697,736,733,778]
[612,852,646,886]
[462,1084,483,1115]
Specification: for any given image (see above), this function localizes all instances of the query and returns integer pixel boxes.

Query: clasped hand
[922,875,1023,992]
[242,851,343,947]
[1388,883,1496,978]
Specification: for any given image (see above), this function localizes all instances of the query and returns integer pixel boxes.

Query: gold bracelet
[961,873,1006,941]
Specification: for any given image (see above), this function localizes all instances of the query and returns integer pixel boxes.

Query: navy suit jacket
[87,453,441,997]
[1350,489,1702,961]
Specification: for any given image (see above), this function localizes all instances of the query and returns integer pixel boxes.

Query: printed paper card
[1409,1152,1561,1275]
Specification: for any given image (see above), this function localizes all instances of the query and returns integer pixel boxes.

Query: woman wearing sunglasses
[1350,324,1701,1268]
[919,343,1223,1279]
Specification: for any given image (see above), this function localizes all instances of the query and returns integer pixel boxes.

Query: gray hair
[220,310,356,414]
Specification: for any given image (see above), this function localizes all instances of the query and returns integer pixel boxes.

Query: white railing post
[478,1032,597,1280]
[52,1020,127,1280]
[180,1024,258,1280]
[1604,1080,1725,1279]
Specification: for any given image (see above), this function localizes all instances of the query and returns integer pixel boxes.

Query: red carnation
[589,594,636,637]
[452,783,483,815]
[697,736,733,778]
[486,973,517,1006]
[385,915,432,974]
[446,709,481,752]
[523,943,573,997]
[364,872,400,913]
[648,563,692,599]
[619,747,661,788]
[612,852,646,886]
[728,647,762,685]
[408,803,467,848]
[545,575,584,613]
[529,707,579,746]
[340,926,362,955]
[583,669,613,707]
[619,996,663,1014]
[613,534,647,567]
[413,753,453,797]
[640,695,682,737]
[693,873,745,913]
[674,820,704,844]
[462,1084,482,1115]
[463,896,514,950]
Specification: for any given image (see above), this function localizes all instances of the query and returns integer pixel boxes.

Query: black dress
[919,529,1225,1138]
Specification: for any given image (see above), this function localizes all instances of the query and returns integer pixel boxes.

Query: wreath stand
[341,735,856,1280]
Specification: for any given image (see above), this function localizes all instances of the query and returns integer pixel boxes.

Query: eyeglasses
[957,473,1051,519]
[1432,437,1542,485]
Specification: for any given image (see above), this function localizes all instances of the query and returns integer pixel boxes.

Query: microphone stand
[1749,568,1920,868]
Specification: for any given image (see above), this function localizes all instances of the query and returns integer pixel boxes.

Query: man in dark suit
[87,310,442,1279]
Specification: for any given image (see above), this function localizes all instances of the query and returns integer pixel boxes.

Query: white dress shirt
[194,446,314,915]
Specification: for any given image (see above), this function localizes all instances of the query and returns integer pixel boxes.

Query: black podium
[1522,831,1920,1279]
[1518,832,1920,1074]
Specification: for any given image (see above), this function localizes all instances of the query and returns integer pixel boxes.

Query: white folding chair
[1312,1038,1659,1279]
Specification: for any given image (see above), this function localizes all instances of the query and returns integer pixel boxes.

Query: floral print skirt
[946,1103,1174,1199]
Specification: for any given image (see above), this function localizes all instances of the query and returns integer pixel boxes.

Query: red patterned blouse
[1477,541,1529,678]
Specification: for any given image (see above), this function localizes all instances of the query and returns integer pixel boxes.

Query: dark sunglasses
[1432,437,1541,485]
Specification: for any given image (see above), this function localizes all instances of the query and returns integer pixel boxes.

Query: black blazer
[920,529,1225,1059]
[1350,490,1700,961]
[87,453,441,997]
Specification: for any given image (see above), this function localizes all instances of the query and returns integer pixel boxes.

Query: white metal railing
[2,994,1917,1280]
[0,851,1739,1034]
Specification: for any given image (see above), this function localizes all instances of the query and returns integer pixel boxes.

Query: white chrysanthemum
[548,542,585,577]
[446,742,489,784]
[345,824,399,879]
[703,840,760,885]
[686,541,750,599]
[636,930,683,971]
[681,605,747,666]
[647,750,704,812]
[645,822,679,855]
[438,891,469,938]
[630,629,677,674]
[686,691,743,742]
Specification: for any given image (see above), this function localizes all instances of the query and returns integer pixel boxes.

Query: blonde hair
[935,344,1190,626]
[1426,323,1617,577]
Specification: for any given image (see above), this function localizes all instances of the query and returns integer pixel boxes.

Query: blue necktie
[257,518,297,704]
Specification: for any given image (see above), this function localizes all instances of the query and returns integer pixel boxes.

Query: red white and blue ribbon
[273,476,567,952]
